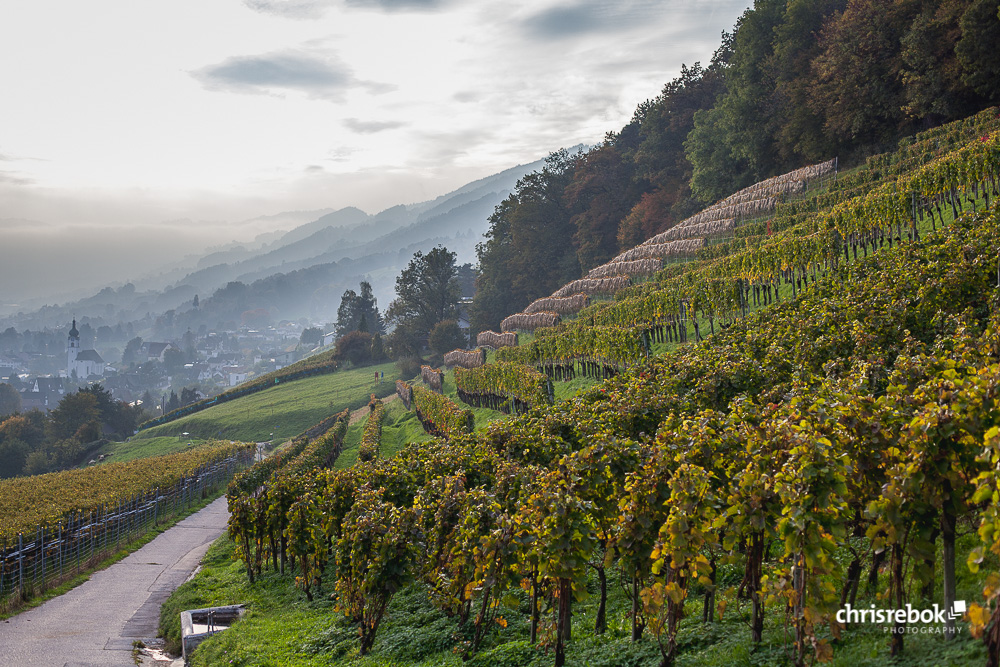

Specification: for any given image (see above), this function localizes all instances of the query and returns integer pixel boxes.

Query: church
[67,319,106,379]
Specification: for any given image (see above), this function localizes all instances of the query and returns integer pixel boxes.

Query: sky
[0,0,750,303]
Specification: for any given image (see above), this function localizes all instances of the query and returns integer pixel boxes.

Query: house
[0,354,24,375]
[272,350,300,366]
[140,341,178,363]
[207,353,240,372]
[20,377,66,411]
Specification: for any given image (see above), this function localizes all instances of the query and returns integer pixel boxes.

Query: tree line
[471,0,1000,333]
[0,384,149,478]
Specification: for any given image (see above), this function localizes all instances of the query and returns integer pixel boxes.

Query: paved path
[0,496,229,667]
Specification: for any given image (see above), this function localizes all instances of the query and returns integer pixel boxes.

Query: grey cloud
[193,52,363,99]
[405,127,499,167]
[327,148,356,162]
[452,90,480,104]
[0,217,49,229]
[360,81,398,95]
[243,0,336,19]
[0,172,33,185]
[244,0,443,18]
[344,0,443,10]
[522,0,663,39]
[343,118,406,134]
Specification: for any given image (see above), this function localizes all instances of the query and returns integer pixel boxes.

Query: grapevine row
[453,361,553,415]
[0,441,251,540]
[226,410,349,586]
[420,364,444,392]
[358,396,384,463]
[410,385,474,440]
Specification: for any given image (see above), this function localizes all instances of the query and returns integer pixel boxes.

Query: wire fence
[0,448,254,605]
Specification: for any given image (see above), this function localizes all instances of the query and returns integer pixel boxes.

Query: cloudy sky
[0,0,749,303]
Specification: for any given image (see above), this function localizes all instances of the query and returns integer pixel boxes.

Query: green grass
[94,436,212,463]
[131,362,399,445]
[336,398,432,469]
[165,532,991,667]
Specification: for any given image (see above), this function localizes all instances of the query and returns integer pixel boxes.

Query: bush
[395,356,423,381]
[335,331,375,366]
[428,319,466,355]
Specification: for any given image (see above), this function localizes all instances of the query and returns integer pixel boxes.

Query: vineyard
[0,442,253,608]
[165,111,1000,667]
[0,441,251,540]
[226,410,350,591]
[454,361,553,415]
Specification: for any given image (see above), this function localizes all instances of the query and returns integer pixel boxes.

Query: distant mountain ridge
[0,151,571,333]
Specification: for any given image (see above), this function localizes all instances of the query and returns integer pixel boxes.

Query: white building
[67,319,106,379]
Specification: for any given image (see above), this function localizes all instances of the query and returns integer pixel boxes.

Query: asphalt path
[0,495,229,667]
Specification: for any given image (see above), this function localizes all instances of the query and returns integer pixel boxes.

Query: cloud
[344,0,443,10]
[0,171,32,185]
[452,90,480,104]
[192,51,370,100]
[244,0,444,18]
[343,118,406,134]
[0,217,49,229]
[243,0,337,19]
[521,1,668,39]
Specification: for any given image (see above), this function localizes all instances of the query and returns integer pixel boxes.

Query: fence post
[33,525,40,588]
[18,533,24,599]
[40,525,45,591]
[58,522,63,579]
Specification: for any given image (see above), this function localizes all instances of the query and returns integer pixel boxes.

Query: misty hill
[0,153,562,335]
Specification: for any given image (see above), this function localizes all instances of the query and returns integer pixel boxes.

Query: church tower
[67,319,80,372]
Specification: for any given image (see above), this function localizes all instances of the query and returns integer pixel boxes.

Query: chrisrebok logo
[836,601,966,634]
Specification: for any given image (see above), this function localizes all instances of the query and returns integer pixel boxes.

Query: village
[0,318,332,416]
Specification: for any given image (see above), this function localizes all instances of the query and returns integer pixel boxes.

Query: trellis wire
[0,449,253,604]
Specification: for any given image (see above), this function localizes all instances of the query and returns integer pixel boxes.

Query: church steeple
[67,319,80,374]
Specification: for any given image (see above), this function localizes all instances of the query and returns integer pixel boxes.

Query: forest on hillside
[471,0,1000,333]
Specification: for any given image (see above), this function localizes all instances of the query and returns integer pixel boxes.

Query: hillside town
[0,317,324,415]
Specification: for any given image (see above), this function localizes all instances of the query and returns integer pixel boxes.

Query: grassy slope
[128,361,399,446]
[337,398,432,469]
[166,535,987,667]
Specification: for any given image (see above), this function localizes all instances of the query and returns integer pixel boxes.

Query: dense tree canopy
[387,247,461,355]
[470,0,1000,331]
[0,383,21,418]
[336,281,384,338]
